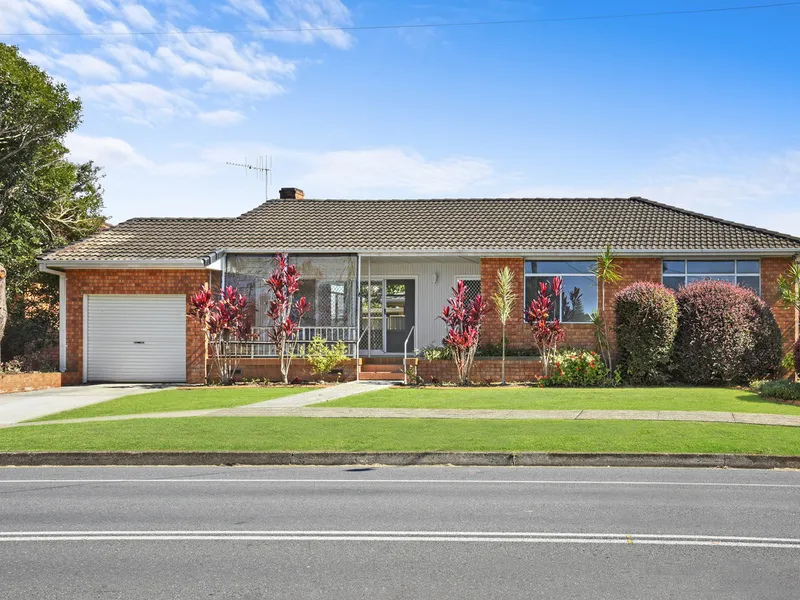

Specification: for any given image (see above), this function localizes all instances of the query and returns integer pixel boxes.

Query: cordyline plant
[590,244,622,372]
[526,276,566,378]
[188,283,253,385]
[777,262,800,380]
[440,280,490,385]
[265,252,311,384]
[491,266,517,385]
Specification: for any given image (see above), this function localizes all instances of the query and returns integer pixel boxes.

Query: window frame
[661,258,761,296]
[523,260,598,324]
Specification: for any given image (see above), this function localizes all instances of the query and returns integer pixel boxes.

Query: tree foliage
[525,276,565,378]
[0,43,105,360]
[491,266,517,385]
[440,280,489,385]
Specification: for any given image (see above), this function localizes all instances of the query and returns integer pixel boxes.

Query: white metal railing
[224,326,359,358]
[402,325,416,385]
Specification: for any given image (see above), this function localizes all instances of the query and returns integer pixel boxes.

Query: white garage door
[85,295,187,383]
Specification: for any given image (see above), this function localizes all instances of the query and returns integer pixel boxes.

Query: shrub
[614,282,678,385]
[440,280,490,385]
[673,280,781,385]
[526,276,565,377]
[0,359,22,374]
[755,379,800,402]
[542,349,609,387]
[742,295,783,380]
[421,344,453,361]
[305,337,349,378]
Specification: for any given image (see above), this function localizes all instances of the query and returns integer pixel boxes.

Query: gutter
[38,265,67,373]
[38,259,207,269]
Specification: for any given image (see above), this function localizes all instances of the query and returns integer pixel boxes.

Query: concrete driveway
[0,384,171,425]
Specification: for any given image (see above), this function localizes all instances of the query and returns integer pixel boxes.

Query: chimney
[279,187,304,200]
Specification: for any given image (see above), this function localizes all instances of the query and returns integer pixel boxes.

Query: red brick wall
[64,269,209,384]
[761,257,799,357]
[0,372,63,394]
[480,257,661,351]
[212,358,360,383]
[417,357,542,384]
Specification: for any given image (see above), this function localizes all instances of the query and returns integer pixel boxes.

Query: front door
[384,279,415,353]
[359,279,416,354]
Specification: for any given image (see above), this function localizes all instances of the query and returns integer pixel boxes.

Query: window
[662,259,760,295]
[524,260,597,323]
[456,278,481,302]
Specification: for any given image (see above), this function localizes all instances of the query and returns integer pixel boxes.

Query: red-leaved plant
[265,252,311,384]
[188,283,253,384]
[526,276,566,377]
[440,280,489,385]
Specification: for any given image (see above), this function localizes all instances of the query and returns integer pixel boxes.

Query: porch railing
[222,326,359,358]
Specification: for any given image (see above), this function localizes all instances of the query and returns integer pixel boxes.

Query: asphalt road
[1,466,799,599]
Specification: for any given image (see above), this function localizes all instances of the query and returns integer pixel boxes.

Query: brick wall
[0,372,63,394]
[761,257,799,357]
[417,357,542,384]
[479,257,661,351]
[212,358,360,383]
[64,269,209,384]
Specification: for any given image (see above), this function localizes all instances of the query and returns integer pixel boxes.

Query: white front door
[85,295,186,383]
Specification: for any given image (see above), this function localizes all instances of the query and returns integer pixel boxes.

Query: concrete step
[359,371,404,381]
[361,364,404,373]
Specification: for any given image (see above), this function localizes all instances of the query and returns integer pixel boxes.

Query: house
[38,188,800,384]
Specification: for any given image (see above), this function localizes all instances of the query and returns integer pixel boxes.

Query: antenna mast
[226,156,272,201]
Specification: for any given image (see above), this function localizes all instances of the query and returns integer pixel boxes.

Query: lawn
[317,386,800,415]
[1,417,799,455]
[33,387,311,421]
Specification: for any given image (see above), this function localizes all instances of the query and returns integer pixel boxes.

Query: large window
[662,259,760,295]
[524,260,597,323]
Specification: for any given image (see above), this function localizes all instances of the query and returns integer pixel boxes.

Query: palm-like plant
[778,262,800,380]
[491,266,517,385]
[590,244,622,371]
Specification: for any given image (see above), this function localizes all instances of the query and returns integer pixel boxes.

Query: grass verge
[32,387,312,421]
[318,386,800,415]
[2,417,800,455]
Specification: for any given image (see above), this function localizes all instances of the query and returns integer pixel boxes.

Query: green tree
[777,263,800,380]
[0,43,105,360]
[590,244,622,372]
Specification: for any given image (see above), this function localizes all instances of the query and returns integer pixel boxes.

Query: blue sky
[3,0,800,236]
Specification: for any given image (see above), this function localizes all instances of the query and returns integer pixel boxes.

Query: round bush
[673,280,781,385]
[743,295,782,380]
[614,282,678,385]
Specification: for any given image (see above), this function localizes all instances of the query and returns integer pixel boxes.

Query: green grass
[318,386,800,415]
[34,387,311,421]
[2,417,799,454]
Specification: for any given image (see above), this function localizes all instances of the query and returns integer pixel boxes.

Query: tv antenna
[226,156,272,201]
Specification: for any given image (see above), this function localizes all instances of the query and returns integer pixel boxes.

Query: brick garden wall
[210,358,361,383]
[417,357,542,384]
[0,372,64,394]
[64,269,209,384]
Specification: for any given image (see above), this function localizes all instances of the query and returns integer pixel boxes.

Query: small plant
[784,345,797,374]
[777,263,800,379]
[491,266,518,385]
[305,336,349,379]
[525,277,565,377]
[590,244,622,371]
[754,379,800,402]
[188,283,253,385]
[0,359,22,374]
[542,349,610,387]
[429,375,442,386]
[402,365,423,386]
[264,252,312,384]
[440,280,490,385]
[421,344,453,361]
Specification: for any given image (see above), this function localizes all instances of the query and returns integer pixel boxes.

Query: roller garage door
[85,295,187,383]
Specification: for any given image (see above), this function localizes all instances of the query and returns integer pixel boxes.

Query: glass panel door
[385,279,415,353]
[359,281,384,352]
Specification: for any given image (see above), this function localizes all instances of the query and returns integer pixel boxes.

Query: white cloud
[197,109,246,125]
[154,47,207,78]
[20,49,56,70]
[204,68,284,96]
[66,133,152,168]
[226,0,270,20]
[58,53,120,81]
[120,3,157,30]
[79,82,196,123]
[31,0,98,33]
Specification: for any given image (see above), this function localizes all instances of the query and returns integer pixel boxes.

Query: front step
[359,371,404,381]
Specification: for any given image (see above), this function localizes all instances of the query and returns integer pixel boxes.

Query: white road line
[0,478,798,488]
[0,531,798,548]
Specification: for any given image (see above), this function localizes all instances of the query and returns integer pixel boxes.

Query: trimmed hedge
[673,280,781,385]
[755,380,800,401]
[614,282,678,385]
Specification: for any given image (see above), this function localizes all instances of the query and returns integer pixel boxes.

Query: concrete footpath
[5,405,800,428]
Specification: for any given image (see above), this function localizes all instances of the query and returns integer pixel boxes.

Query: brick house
[39,188,800,384]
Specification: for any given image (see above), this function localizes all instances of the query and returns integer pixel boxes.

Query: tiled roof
[40,197,800,262]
